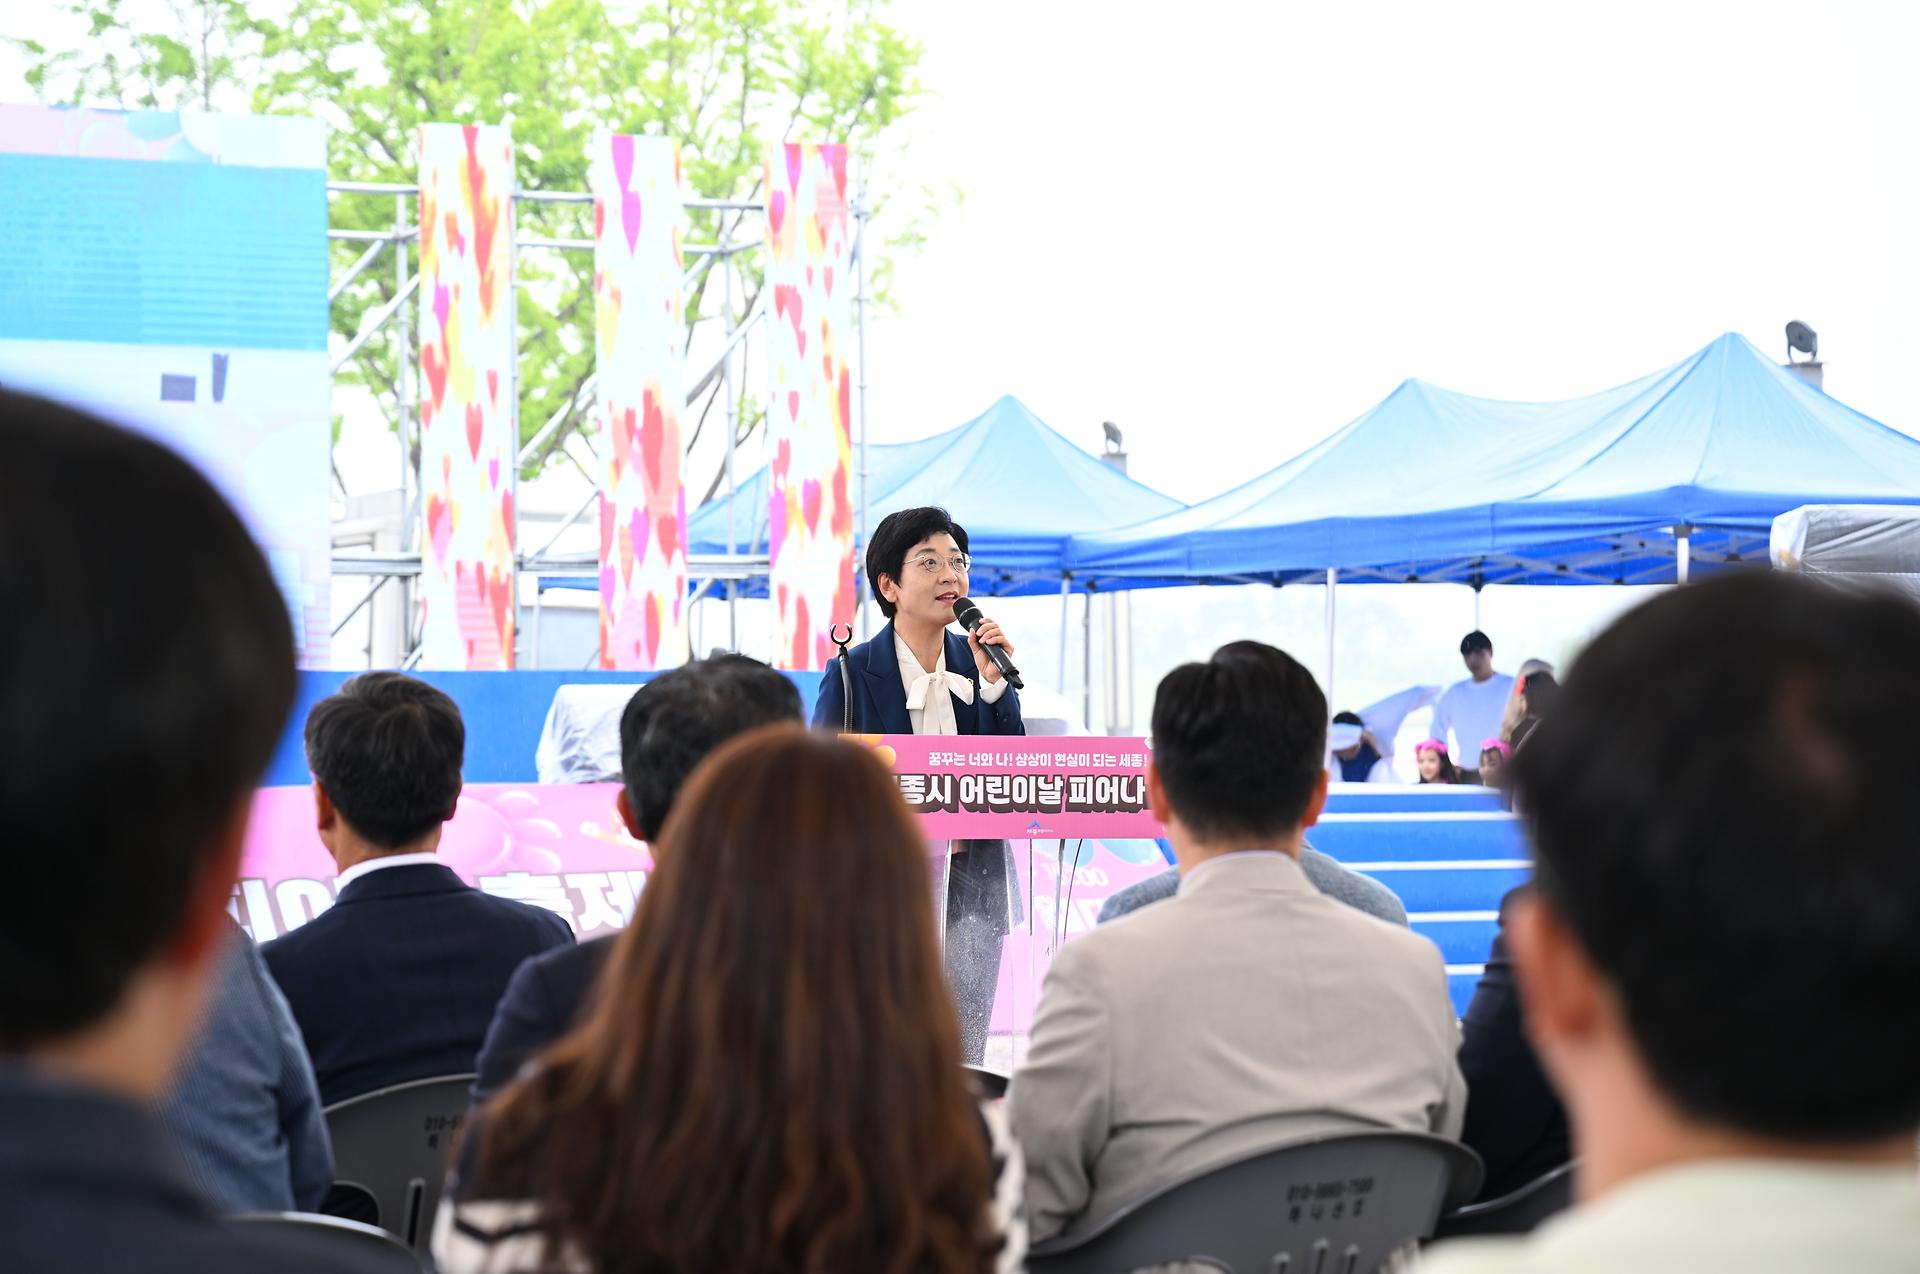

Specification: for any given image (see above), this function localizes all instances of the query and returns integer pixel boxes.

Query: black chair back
[232,1211,420,1270]
[964,1065,1010,1099]
[1028,1130,1483,1274]
[1432,1161,1575,1240]
[323,1073,475,1253]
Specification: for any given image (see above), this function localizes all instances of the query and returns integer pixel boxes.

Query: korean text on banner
[764,142,855,670]
[0,106,332,665]
[591,134,688,669]
[417,122,517,669]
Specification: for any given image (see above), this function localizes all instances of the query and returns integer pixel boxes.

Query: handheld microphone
[952,597,1024,690]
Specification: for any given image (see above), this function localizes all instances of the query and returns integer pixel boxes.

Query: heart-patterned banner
[591,134,688,669]
[417,122,517,669]
[765,142,855,671]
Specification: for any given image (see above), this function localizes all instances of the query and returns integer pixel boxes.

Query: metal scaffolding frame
[325,169,872,669]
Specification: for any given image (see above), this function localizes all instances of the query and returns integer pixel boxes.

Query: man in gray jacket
[1009,640,1465,1245]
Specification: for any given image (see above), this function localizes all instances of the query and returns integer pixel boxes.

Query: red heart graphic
[599,495,615,558]
[594,198,605,241]
[421,342,449,420]
[656,510,680,563]
[466,404,484,461]
[487,569,512,660]
[641,389,666,493]
[832,466,852,538]
[791,596,811,670]
[838,367,851,436]
[827,145,848,198]
[644,594,662,666]
[785,143,804,192]
[772,437,792,484]
[487,369,499,405]
[501,491,514,548]
[769,188,786,237]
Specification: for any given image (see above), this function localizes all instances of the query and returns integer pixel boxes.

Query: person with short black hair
[813,506,1024,1064]
[1426,572,1920,1272]
[1432,630,1515,761]
[472,654,804,1098]
[1329,709,1396,783]
[262,674,573,1107]
[0,388,409,1273]
[1009,641,1464,1244]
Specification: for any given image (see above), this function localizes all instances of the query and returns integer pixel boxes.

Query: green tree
[15,0,924,487]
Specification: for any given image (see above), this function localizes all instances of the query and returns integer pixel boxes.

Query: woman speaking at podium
[813,507,1023,1065]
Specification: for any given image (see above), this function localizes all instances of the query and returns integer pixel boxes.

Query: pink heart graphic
[621,189,642,255]
[769,189,786,237]
[768,492,786,562]
[802,479,822,536]
[824,266,833,297]
[488,458,499,489]
[785,143,804,192]
[612,134,635,190]
[787,390,801,421]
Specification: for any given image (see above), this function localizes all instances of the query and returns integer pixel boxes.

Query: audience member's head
[1415,740,1459,784]
[482,726,998,1270]
[866,505,972,622]
[305,672,464,859]
[1329,709,1370,761]
[1149,640,1329,855]
[0,389,295,1092]
[1478,738,1512,786]
[616,653,804,841]
[1509,571,1920,1186]
[1460,629,1496,680]
[1518,670,1558,720]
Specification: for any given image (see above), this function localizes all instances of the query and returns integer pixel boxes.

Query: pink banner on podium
[417,122,517,669]
[764,142,855,670]
[858,734,1163,838]
[592,134,688,669]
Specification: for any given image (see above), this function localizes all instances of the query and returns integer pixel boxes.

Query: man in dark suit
[1457,886,1570,1200]
[472,654,804,1099]
[811,507,1024,1063]
[0,389,410,1273]
[263,674,573,1107]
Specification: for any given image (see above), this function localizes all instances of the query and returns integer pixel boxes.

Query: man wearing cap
[1431,631,1515,764]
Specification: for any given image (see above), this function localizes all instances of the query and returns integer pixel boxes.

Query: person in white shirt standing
[1423,572,1920,1274]
[1430,631,1514,763]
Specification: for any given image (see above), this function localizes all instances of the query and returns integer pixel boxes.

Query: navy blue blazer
[812,621,1024,735]
[471,933,616,1100]
[261,862,573,1107]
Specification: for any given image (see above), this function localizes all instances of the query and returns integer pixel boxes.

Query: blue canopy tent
[1067,333,1920,589]
[683,393,1186,597]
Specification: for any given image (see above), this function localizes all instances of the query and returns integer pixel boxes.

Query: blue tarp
[683,394,1186,596]
[1067,333,1920,587]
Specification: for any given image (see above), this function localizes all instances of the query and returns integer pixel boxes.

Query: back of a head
[1152,640,1327,842]
[305,672,465,849]
[0,389,296,1050]
[493,725,993,1271]
[617,653,804,838]
[1512,570,1920,1141]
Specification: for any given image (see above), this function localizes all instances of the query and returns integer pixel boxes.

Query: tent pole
[1083,588,1094,731]
[1676,525,1692,584]
[1473,584,1482,630]
[1324,568,1338,709]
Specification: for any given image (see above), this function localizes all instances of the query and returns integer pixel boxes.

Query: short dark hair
[865,507,970,620]
[1511,571,1920,1140]
[1460,630,1493,655]
[619,654,804,839]
[1151,640,1327,843]
[305,673,465,849]
[0,389,296,1050]
[1332,710,1365,726]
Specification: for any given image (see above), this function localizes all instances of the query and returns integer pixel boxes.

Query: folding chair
[323,1073,475,1253]
[1431,1160,1575,1240]
[1029,1130,1484,1274]
[231,1211,421,1270]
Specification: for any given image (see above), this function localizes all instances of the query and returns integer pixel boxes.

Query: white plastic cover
[535,684,645,785]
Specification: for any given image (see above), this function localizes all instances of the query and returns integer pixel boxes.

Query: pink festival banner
[764,141,856,671]
[235,740,1167,1034]
[416,122,518,669]
[591,133,688,669]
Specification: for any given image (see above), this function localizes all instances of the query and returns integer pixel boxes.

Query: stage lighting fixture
[1102,420,1124,454]
[1786,320,1818,363]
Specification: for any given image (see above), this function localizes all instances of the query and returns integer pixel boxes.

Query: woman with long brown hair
[432,725,1024,1274]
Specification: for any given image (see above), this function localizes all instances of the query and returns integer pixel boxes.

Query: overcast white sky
[6,1,1920,727]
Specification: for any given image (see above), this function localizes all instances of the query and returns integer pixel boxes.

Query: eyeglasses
[908,553,970,575]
